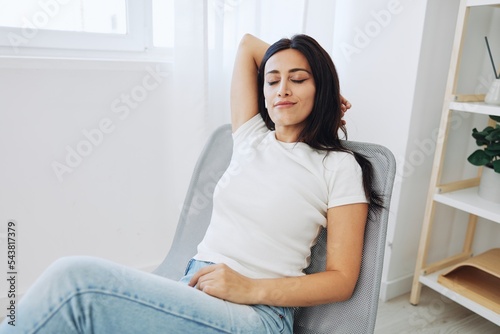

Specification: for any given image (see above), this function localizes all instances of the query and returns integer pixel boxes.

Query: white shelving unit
[450,101,500,115]
[419,268,500,326]
[410,0,500,326]
[434,187,500,223]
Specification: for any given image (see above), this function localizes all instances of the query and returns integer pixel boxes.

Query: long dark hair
[257,34,384,213]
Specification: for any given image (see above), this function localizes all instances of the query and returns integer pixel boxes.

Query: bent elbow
[333,277,358,302]
[338,286,356,302]
[239,33,255,49]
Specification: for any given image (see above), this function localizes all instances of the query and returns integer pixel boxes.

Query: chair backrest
[153,124,234,280]
[293,140,396,333]
[154,124,396,334]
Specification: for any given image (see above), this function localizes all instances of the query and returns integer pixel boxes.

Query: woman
[0,34,380,334]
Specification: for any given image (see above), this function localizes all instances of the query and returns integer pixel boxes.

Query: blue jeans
[0,256,293,333]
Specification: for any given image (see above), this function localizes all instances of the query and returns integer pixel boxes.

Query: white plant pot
[478,166,500,203]
[485,79,500,105]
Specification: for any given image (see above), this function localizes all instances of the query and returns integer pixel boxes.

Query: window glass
[0,0,127,34]
[152,0,174,48]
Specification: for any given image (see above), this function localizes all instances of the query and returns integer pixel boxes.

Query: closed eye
[291,79,307,84]
[267,81,279,86]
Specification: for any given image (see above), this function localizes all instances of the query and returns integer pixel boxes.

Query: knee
[46,256,101,275]
[17,256,110,310]
[42,256,111,287]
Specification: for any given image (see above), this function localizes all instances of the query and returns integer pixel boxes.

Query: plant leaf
[467,150,491,166]
[489,115,500,123]
[489,142,500,150]
[484,148,500,157]
[472,127,494,140]
[485,128,500,141]
[493,160,500,173]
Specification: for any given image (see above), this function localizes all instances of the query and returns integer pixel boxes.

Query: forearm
[251,270,357,307]
[230,34,269,131]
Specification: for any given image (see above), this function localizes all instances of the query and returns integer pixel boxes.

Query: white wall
[378,0,461,299]
[0,59,190,302]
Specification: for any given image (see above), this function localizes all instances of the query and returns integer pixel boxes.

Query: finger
[340,95,351,110]
[188,265,216,287]
[341,101,351,111]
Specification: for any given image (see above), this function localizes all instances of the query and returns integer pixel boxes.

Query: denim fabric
[179,258,294,333]
[0,256,293,334]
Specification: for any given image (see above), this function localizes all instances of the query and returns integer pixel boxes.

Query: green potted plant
[467,114,500,203]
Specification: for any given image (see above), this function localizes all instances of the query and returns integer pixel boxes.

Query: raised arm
[230,34,269,133]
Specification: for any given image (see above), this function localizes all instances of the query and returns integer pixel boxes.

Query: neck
[275,126,301,143]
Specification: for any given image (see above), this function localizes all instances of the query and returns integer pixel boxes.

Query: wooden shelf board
[449,101,500,116]
[419,267,500,326]
[467,0,500,7]
[434,187,500,223]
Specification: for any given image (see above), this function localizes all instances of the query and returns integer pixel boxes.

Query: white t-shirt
[194,114,368,279]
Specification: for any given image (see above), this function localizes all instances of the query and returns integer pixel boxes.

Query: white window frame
[0,0,169,61]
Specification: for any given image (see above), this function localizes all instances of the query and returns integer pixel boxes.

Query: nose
[277,81,291,97]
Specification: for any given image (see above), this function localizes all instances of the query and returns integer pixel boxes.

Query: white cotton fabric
[194,114,368,279]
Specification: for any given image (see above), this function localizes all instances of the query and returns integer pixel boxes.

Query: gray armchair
[154,124,396,334]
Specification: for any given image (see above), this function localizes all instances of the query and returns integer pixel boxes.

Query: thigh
[179,259,294,334]
[1,256,289,334]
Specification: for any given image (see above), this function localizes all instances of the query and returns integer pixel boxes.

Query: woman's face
[263,48,316,141]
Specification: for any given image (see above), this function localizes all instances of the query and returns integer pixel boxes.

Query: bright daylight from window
[0,0,127,34]
[0,0,174,53]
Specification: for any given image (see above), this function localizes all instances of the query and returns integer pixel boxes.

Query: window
[152,0,174,48]
[0,0,174,60]
[0,0,128,34]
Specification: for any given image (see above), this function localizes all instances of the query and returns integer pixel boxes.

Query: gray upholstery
[154,124,396,334]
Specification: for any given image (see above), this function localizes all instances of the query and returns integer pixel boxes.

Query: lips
[274,101,296,107]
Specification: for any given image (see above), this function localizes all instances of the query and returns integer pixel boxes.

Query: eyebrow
[265,68,311,75]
